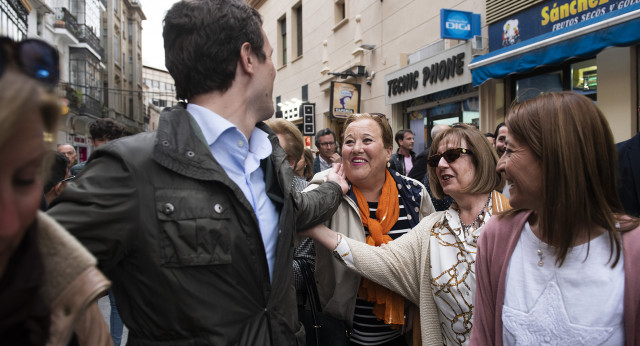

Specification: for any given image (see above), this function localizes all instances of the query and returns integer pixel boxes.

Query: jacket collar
[153,103,230,181]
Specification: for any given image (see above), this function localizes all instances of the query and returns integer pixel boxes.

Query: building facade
[470,0,640,143]
[101,0,146,135]
[1,0,146,162]
[142,65,176,131]
[2,0,107,162]
[254,0,488,155]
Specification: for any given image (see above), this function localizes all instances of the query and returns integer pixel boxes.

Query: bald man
[57,144,77,169]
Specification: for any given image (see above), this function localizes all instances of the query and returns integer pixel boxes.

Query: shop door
[426,113,462,149]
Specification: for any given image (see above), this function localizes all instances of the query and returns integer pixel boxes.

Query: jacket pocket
[155,189,232,267]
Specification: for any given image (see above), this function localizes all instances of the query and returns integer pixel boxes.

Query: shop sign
[73,135,87,145]
[329,81,361,119]
[385,43,472,105]
[440,9,481,40]
[489,0,639,51]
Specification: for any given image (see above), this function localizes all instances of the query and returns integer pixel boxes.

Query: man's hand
[329,153,342,164]
[326,163,348,194]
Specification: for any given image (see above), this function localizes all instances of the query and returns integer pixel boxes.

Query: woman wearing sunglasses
[305,123,509,345]
[470,92,640,345]
[0,37,111,345]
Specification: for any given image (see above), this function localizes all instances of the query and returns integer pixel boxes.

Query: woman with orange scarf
[307,124,509,345]
[310,113,435,345]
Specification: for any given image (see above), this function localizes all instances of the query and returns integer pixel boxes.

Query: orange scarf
[352,169,405,328]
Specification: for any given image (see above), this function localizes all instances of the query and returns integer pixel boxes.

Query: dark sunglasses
[428,148,472,167]
[0,37,60,87]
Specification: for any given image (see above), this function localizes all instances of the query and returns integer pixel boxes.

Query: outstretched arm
[302,218,434,305]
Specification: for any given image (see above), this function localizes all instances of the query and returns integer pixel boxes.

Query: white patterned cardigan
[342,190,510,346]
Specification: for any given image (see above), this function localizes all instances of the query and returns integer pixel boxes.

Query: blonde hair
[0,68,60,145]
[427,123,504,199]
[265,118,304,164]
[0,68,62,177]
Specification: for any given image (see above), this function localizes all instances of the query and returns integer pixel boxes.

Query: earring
[387,162,390,168]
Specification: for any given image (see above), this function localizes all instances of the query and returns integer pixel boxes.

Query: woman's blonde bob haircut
[427,123,504,199]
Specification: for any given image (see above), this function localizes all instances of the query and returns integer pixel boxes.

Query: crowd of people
[1,0,639,346]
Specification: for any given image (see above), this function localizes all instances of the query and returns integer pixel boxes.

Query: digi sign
[440,9,481,40]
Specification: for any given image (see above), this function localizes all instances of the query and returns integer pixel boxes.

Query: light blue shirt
[187,103,280,281]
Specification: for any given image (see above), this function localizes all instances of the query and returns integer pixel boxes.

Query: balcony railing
[65,84,102,117]
[53,8,81,41]
[78,25,104,59]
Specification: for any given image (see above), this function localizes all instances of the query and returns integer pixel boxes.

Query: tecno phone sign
[441,9,481,40]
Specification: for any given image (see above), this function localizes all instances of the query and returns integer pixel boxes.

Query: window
[128,20,133,41]
[294,4,303,57]
[114,0,118,13]
[114,35,119,64]
[570,59,597,100]
[512,58,598,103]
[1,0,28,40]
[335,0,346,24]
[278,16,287,66]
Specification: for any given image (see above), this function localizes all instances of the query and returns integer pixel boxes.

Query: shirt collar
[187,103,272,160]
[187,103,234,146]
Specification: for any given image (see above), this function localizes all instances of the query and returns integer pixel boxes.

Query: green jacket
[48,104,343,346]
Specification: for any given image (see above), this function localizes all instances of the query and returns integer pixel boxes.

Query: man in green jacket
[48,1,347,345]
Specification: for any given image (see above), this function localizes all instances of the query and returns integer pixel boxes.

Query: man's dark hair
[90,118,125,141]
[484,132,495,138]
[315,128,336,147]
[44,152,69,193]
[494,122,506,139]
[163,0,266,101]
[394,129,413,145]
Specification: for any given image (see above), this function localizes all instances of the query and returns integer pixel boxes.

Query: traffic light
[301,103,315,136]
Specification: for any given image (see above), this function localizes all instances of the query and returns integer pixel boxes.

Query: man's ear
[239,42,254,75]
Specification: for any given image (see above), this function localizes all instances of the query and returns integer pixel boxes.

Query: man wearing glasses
[314,127,342,173]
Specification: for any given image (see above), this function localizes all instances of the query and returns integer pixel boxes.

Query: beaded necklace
[458,195,491,233]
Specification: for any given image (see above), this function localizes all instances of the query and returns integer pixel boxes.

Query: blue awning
[469,3,640,86]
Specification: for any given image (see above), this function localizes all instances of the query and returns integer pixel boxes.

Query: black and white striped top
[350,196,412,345]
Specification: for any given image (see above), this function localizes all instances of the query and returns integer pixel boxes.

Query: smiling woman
[306,113,435,346]
[303,123,509,346]
[472,91,640,346]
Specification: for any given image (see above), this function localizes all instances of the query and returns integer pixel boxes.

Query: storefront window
[404,85,479,153]
[515,71,562,102]
[570,59,597,101]
[512,58,597,103]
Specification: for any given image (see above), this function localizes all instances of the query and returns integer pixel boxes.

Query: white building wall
[257,0,487,149]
